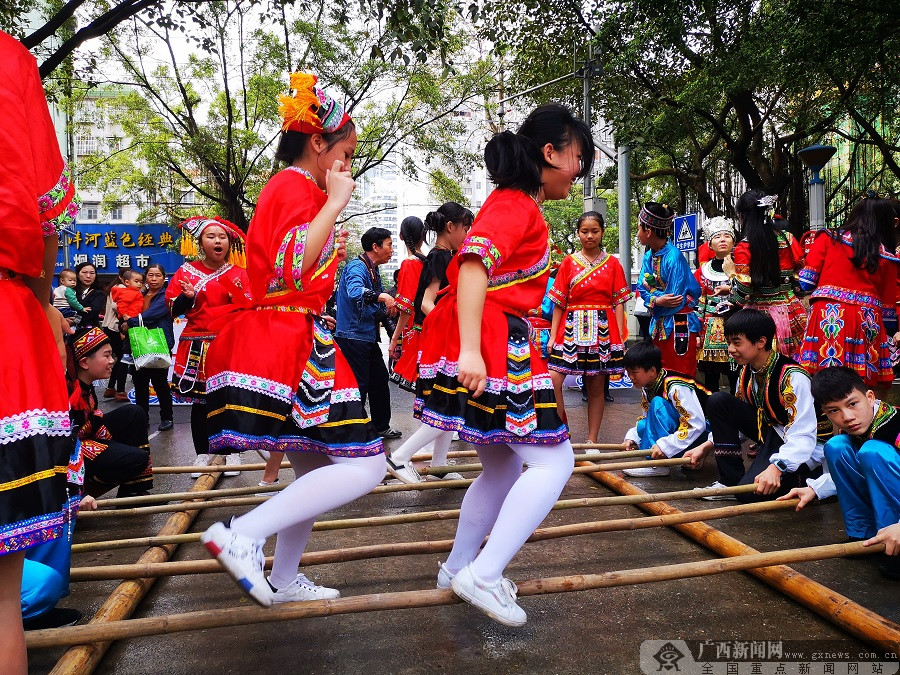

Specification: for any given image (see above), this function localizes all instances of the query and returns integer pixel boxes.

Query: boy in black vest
[621,341,710,477]
[778,367,899,579]
[685,309,827,502]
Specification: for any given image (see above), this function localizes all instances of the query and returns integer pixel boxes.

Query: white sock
[390,423,447,464]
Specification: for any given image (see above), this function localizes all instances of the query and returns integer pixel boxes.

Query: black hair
[145,263,166,277]
[274,120,357,165]
[623,341,662,372]
[361,227,392,252]
[723,309,776,351]
[122,269,143,282]
[577,210,605,231]
[399,216,426,257]
[484,103,594,194]
[810,366,869,406]
[841,196,896,274]
[735,189,780,287]
[424,202,474,235]
[74,261,98,292]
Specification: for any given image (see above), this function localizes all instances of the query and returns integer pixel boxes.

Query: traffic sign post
[673,213,698,252]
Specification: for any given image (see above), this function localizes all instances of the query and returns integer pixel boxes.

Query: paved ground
[28,381,900,674]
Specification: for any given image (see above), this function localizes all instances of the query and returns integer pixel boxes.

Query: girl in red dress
[798,196,898,387]
[547,210,629,443]
[386,203,473,484]
[166,216,250,477]
[389,215,426,391]
[726,189,807,357]
[0,30,81,670]
[200,73,385,607]
[414,104,594,626]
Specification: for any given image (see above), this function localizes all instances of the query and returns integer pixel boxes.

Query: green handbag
[130,316,173,370]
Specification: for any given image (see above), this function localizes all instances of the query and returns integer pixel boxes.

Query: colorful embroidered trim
[206,371,294,403]
[0,409,71,445]
[488,245,550,290]
[38,162,81,237]
[459,236,502,275]
[810,285,883,309]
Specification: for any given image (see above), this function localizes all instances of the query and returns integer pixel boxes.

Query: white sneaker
[256,449,271,461]
[256,478,279,497]
[271,573,340,603]
[450,564,527,627]
[190,453,212,479]
[200,521,272,607]
[695,481,738,501]
[440,471,466,481]
[623,466,671,477]
[451,431,461,441]
[386,455,422,484]
[224,453,241,477]
[437,561,456,589]
[584,448,602,457]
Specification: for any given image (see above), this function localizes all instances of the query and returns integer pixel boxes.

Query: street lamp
[798,144,836,231]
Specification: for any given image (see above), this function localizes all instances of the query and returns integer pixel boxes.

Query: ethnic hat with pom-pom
[278,72,351,135]
[177,216,247,268]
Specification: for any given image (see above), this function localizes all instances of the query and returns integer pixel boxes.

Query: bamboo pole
[150,446,633,476]
[28,541,890,649]
[79,458,691,520]
[48,459,224,674]
[73,485,761,554]
[585,466,900,652]
[69,499,793,582]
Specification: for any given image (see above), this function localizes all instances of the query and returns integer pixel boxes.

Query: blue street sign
[57,224,183,274]
[673,213,698,252]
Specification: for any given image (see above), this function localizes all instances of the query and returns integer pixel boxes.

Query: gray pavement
[28,382,900,674]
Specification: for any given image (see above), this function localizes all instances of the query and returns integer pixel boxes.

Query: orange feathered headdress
[177,216,247,268]
[278,72,351,135]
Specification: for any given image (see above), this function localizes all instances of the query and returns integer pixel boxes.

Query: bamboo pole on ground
[28,541,890,649]
[48,459,225,675]
[69,498,792,582]
[73,485,760,554]
[585,466,900,652]
[80,458,692,520]
[149,446,635,475]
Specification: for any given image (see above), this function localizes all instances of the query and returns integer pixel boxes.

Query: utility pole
[583,46,592,211]
[617,145,631,281]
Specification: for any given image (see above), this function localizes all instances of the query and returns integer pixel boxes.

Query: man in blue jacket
[335,227,401,438]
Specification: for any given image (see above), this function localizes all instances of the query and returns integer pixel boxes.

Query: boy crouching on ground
[684,309,828,502]
[621,341,709,477]
[778,366,899,580]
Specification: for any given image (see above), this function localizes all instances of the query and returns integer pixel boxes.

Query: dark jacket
[76,286,107,328]
[128,282,175,350]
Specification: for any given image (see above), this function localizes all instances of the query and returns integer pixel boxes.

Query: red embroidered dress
[730,231,806,357]
[0,32,81,555]
[414,189,567,445]
[166,261,250,401]
[391,254,425,390]
[205,168,382,457]
[547,251,630,375]
[797,231,898,387]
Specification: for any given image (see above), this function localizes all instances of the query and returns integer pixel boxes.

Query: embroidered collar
[575,251,608,267]
[866,400,896,438]
[834,230,900,263]
[647,369,667,398]
[285,166,317,183]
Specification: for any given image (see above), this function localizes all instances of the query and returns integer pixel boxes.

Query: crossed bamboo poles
[33,447,900,672]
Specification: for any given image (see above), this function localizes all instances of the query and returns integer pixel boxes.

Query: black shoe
[378,427,402,439]
[158,419,174,431]
[23,607,82,630]
[878,554,900,580]
[604,393,614,403]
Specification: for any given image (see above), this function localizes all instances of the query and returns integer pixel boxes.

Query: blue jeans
[21,533,71,619]
[636,396,708,456]
[824,436,900,539]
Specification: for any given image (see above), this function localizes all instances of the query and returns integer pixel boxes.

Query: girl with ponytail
[797,195,899,386]
[410,103,594,626]
[726,189,807,357]
[387,203,472,483]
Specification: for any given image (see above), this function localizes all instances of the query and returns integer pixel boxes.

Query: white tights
[444,441,574,582]
[389,423,453,466]
[231,451,386,588]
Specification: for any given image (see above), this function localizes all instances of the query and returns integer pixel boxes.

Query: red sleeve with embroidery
[798,232,830,291]
[395,258,422,315]
[610,256,631,305]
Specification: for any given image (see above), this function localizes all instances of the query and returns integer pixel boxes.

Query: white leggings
[444,441,574,582]
[231,451,386,588]
[390,423,453,466]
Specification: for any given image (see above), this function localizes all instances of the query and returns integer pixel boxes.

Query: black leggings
[191,402,209,456]
[84,404,152,498]
[105,328,128,392]
[132,367,174,421]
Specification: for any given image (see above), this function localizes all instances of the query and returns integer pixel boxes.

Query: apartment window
[109,205,123,220]
[82,202,100,221]
[107,136,123,152]
[75,136,98,155]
